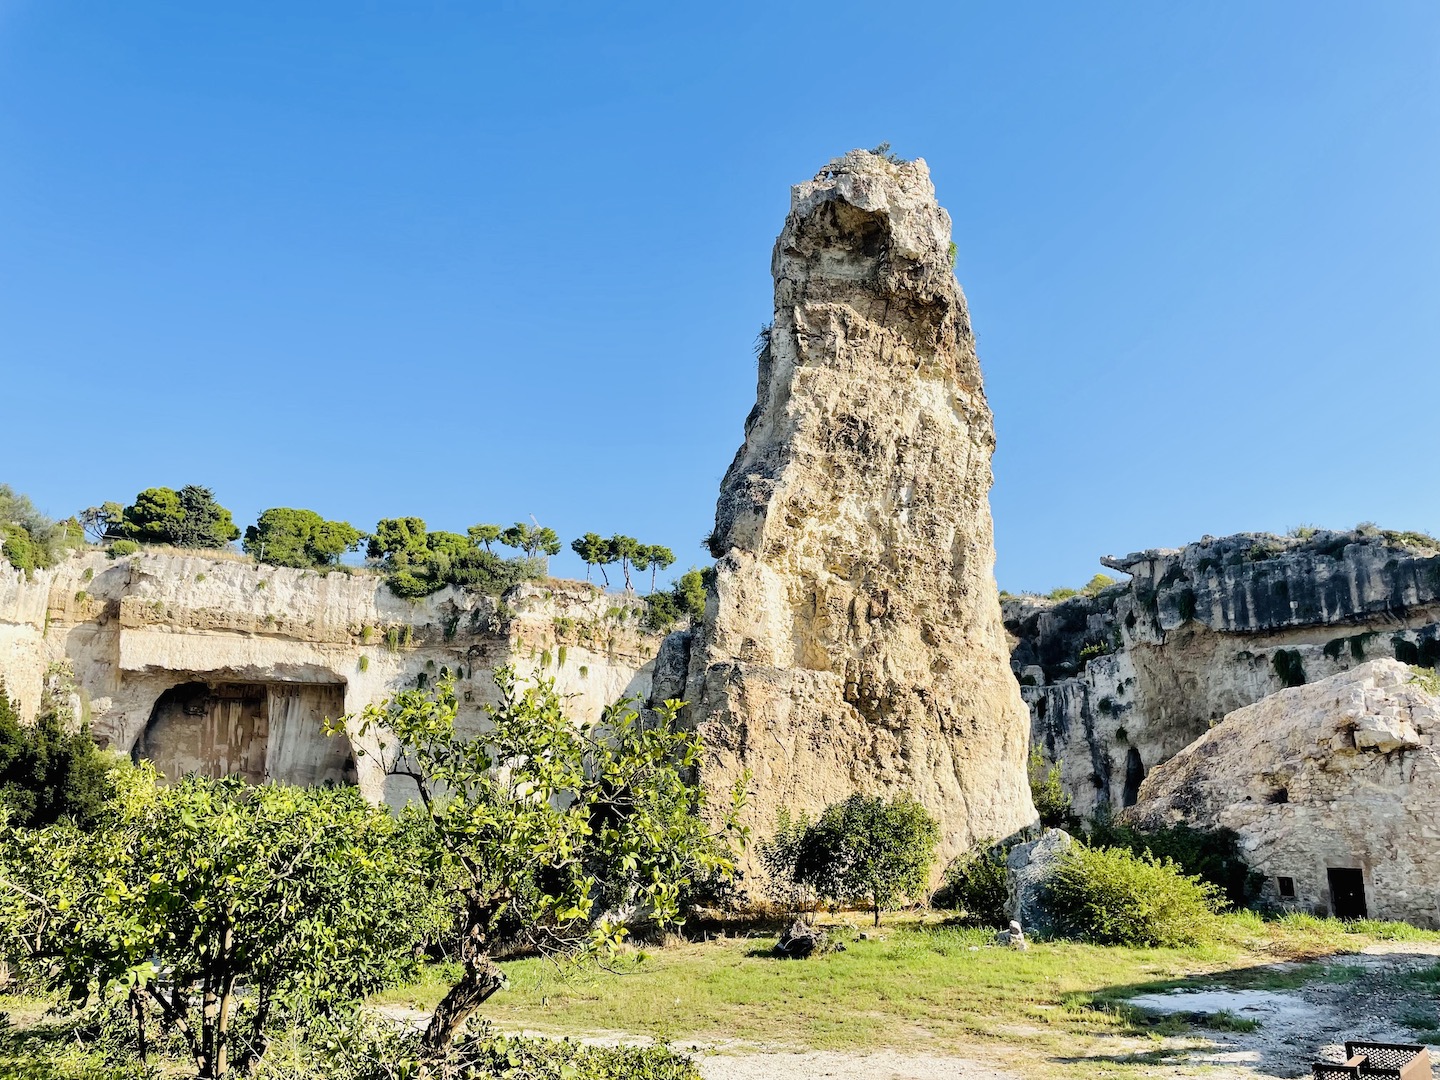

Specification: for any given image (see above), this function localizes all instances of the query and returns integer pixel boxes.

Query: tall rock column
[682,150,1036,872]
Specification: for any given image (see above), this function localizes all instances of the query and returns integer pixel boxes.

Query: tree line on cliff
[2,482,704,626]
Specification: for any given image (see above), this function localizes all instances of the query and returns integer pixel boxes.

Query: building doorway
[1327,867,1367,920]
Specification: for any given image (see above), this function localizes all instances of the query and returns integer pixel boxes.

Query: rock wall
[1129,660,1440,927]
[673,150,1037,872]
[0,550,664,804]
[1006,528,1440,818]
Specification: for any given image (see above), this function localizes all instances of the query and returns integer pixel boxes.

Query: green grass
[373,914,1440,1078]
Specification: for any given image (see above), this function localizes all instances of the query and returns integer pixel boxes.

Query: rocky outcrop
[1006,828,1073,938]
[1006,528,1440,818]
[0,550,663,804]
[679,150,1037,873]
[1129,660,1440,927]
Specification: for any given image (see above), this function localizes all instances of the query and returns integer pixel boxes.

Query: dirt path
[696,1050,1017,1079]
[1119,942,1440,1079]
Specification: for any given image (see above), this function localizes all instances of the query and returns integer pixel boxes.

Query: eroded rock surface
[1129,659,1440,926]
[1006,528,1440,818]
[680,150,1036,871]
[1005,827,1073,938]
[0,551,663,803]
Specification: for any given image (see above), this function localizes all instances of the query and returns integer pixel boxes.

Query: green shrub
[107,540,140,558]
[371,517,541,599]
[934,839,1010,927]
[644,567,711,633]
[266,1014,700,1080]
[1086,814,1261,908]
[1045,844,1224,946]
[244,507,365,568]
[1029,748,1076,829]
[1,527,35,576]
[117,485,240,548]
[0,671,118,828]
[0,486,83,574]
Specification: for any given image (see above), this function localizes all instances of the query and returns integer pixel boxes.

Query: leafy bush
[106,539,139,558]
[934,839,1010,927]
[1045,844,1224,946]
[1029,748,1076,829]
[0,485,82,575]
[243,508,365,568]
[117,485,240,548]
[369,517,542,599]
[644,567,711,632]
[766,794,939,926]
[263,1013,699,1080]
[0,772,442,1078]
[1086,814,1261,908]
[0,670,118,828]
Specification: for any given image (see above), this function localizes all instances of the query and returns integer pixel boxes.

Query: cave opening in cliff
[1121,746,1146,808]
[136,680,357,787]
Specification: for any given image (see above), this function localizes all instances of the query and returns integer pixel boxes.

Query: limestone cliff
[0,550,663,804]
[1129,660,1440,927]
[1006,528,1440,817]
[674,150,1037,869]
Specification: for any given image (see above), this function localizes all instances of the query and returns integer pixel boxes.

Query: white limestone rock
[682,150,1037,873]
[1130,659,1440,926]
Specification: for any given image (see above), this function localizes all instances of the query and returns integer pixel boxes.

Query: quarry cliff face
[1007,528,1440,818]
[671,150,1037,868]
[0,551,663,804]
[1129,660,1440,927]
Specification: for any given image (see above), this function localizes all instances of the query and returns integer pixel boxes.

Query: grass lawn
[374,912,1440,1078]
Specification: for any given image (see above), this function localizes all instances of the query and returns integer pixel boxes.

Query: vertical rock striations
[680,150,1037,870]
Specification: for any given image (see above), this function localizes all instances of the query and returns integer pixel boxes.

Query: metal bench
[1312,1042,1431,1079]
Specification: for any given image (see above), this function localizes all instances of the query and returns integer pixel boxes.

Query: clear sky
[2,2,1436,592]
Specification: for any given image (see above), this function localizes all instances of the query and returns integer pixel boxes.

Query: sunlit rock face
[674,150,1038,873]
[1129,659,1440,927]
[0,552,663,805]
[1006,528,1440,819]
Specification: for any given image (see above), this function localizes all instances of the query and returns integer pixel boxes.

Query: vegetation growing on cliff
[242,507,366,568]
[115,485,241,549]
[644,566,710,631]
[0,485,82,576]
[368,517,544,599]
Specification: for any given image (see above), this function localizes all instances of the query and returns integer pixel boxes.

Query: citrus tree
[787,793,939,926]
[350,669,747,1052]
[0,769,439,1078]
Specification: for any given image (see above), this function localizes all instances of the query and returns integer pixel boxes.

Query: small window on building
[1277,876,1296,899]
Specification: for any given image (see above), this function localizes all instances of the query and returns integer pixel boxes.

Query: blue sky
[2,2,1436,592]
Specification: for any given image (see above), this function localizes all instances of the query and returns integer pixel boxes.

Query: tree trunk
[873,902,881,927]
[130,989,148,1065]
[421,956,508,1053]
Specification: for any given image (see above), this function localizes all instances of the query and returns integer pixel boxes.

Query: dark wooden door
[1327,867,1367,920]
